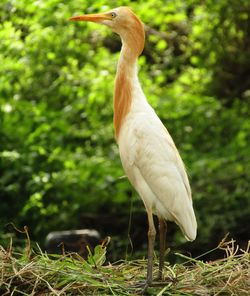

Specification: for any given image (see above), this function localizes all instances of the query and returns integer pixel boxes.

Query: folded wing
[127,112,197,241]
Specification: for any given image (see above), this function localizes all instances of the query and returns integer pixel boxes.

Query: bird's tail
[173,204,197,241]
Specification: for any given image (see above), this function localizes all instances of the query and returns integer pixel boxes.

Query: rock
[45,229,101,258]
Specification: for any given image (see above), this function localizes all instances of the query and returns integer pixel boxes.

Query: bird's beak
[69,12,112,23]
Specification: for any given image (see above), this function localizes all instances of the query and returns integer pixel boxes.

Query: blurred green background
[0,0,249,260]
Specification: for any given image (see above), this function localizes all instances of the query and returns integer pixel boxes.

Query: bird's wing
[130,111,191,198]
[124,111,196,240]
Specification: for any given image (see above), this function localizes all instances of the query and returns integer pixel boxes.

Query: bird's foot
[132,280,149,295]
[133,279,167,294]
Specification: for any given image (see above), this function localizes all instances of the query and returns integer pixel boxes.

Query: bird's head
[69,7,145,56]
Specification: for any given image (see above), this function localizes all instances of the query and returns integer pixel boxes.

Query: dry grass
[0,232,249,295]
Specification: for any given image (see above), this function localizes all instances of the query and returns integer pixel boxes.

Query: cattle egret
[69,7,197,288]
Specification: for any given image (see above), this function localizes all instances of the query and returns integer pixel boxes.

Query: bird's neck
[113,44,140,138]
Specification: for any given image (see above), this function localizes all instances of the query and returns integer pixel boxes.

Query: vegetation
[0,235,249,295]
[0,0,249,263]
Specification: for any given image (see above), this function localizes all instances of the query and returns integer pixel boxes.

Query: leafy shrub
[0,0,249,258]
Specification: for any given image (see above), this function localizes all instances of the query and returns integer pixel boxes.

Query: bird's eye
[110,12,117,19]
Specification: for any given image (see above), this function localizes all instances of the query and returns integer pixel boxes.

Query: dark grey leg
[146,209,156,285]
[158,217,167,280]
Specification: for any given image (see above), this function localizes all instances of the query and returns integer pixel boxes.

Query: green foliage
[0,0,249,258]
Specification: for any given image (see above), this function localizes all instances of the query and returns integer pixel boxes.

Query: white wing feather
[119,110,197,241]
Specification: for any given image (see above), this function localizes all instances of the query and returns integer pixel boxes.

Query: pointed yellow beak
[69,12,112,23]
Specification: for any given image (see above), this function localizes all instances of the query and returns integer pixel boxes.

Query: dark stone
[45,229,101,258]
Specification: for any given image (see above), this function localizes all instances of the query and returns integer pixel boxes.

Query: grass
[0,231,249,295]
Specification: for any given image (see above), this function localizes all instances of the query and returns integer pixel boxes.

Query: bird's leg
[158,218,167,281]
[133,210,156,294]
[146,209,156,286]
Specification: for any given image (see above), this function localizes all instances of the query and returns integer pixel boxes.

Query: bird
[69,6,197,288]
